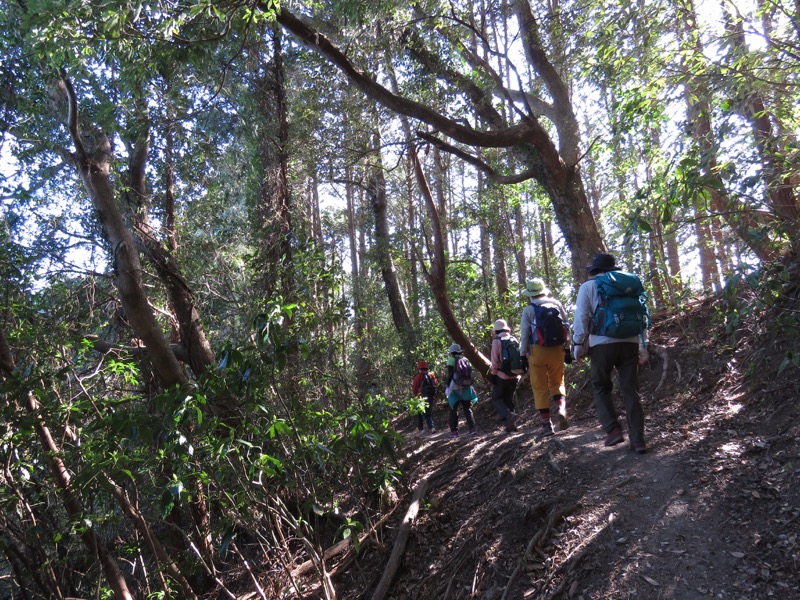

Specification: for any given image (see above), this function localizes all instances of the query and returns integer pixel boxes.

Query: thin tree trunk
[122,88,217,382]
[406,161,421,324]
[664,220,682,294]
[255,27,294,300]
[367,136,413,336]
[694,207,720,292]
[346,174,368,384]
[411,150,490,374]
[649,208,668,308]
[647,229,664,308]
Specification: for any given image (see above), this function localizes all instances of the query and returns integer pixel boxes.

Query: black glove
[563,346,574,364]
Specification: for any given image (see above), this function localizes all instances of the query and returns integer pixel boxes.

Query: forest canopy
[0,0,798,597]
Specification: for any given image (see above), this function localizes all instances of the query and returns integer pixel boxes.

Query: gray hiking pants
[590,342,645,444]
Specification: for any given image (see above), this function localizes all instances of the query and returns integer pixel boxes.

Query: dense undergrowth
[2,258,800,599]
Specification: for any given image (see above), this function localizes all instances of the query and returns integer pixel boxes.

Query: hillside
[267,288,800,600]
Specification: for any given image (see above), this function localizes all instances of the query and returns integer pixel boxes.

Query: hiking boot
[505,412,518,433]
[551,397,569,432]
[468,428,477,436]
[429,427,437,434]
[604,427,624,447]
[535,422,554,440]
[450,431,459,439]
[630,440,647,454]
[552,414,569,432]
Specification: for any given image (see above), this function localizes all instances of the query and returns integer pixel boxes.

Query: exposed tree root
[501,503,581,600]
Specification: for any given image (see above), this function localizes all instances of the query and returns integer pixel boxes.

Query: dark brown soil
[301,295,800,600]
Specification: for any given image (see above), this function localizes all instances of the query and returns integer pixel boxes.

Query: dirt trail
[330,300,800,600]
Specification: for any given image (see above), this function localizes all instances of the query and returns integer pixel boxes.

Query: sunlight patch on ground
[726,402,744,415]
[719,441,744,455]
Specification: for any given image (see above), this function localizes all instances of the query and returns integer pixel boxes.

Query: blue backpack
[592,271,651,340]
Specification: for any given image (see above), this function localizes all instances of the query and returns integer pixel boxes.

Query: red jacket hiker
[411,361,437,434]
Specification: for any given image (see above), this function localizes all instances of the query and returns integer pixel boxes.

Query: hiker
[487,319,523,433]
[445,344,477,438]
[520,278,571,440]
[445,343,463,387]
[572,252,650,454]
[411,361,438,435]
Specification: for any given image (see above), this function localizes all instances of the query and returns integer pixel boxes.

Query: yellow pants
[528,345,566,410]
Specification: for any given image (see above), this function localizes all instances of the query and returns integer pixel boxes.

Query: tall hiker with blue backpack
[488,319,525,433]
[520,278,572,439]
[572,253,651,454]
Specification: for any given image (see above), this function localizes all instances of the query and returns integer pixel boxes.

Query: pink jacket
[490,332,520,380]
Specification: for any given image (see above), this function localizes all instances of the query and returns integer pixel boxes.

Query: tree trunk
[694,207,720,292]
[725,9,800,229]
[539,216,552,284]
[664,220,682,294]
[346,173,369,384]
[513,203,527,287]
[53,75,189,391]
[406,161,421,324]
[411,149,490,374]
[122,93,216,381]
[367,136,413,336]
[647,226,665,308]
[255,27,295,301]
[310,170,324,247]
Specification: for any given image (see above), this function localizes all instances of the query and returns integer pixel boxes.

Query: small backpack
[592,271,651,339]
[420,373,437,398]
[452,357,474,388]
[500,337,526,374]
[532,301,568,347]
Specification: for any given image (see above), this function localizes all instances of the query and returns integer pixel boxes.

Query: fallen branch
[370,477,431,600]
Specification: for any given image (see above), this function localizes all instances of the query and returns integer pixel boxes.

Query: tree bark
[255,27,295,301]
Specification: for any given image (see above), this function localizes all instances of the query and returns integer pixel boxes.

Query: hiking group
[412,252,651,453]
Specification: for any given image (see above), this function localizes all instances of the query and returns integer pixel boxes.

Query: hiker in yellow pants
[520,278,570,439]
